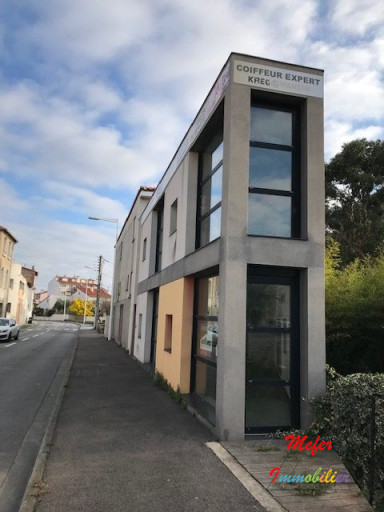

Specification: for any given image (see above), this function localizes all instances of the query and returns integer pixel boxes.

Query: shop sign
[234,59,323,98]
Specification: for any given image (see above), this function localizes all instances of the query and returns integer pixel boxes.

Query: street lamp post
[83,278,88,324]
[88,216,119,341]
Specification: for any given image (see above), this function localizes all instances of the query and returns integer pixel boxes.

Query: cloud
[12,219,116,291]
[0,82,164,188]
[331,0,384,37]
[13,0,155,65]
[0,178,28,213]
[40,181,129,221]
[1,0,384,293]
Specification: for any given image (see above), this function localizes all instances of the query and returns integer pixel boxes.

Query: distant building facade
[0,226,17,317]
[41,275,111,314]
[112,53,325,441]
[112,187,154,349]
[8,264,38,324]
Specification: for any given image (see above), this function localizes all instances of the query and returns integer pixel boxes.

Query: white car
[0,318,20,341]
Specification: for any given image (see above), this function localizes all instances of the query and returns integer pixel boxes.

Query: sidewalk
[23,330,265,512]
[21,330,373,512]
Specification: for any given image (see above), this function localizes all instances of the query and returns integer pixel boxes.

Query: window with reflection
[248,104,300,238]
[246,268,300,433]
[197,138,223,248]
[192,275,219,409]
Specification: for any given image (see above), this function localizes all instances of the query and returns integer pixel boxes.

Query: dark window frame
[246,265,300,434]
[154,198,164,273]
[196,142,223,248]
[190,272,219,413]
[248,101,301,239]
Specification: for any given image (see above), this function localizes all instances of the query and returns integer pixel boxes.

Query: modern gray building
[113,53,325,441]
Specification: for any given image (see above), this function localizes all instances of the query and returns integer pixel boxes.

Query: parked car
[0,318,20,341]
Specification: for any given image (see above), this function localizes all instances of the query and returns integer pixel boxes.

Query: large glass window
[248,104,300,238]
[197,139,223,248]
[191,275,219,412]
[246,268,300,433]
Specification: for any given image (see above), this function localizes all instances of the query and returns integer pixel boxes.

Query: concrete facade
[112,187,154,351]
[113,53,325,441]
[0,226,17,318]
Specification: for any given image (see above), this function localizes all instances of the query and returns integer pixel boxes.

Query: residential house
[45,275,110,314]
[0,226,17,317]
[8,264,38,324]
[112,186,154,349]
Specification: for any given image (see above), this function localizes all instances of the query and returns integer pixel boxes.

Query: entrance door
[118,304,124,345]
[246,268,300,433]
[150,289,159,367]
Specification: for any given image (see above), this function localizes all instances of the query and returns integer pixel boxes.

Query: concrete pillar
[216,81,250,441]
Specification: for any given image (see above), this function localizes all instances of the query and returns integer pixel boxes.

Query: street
[0,321,79,512]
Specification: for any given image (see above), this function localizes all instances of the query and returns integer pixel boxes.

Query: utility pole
[95,255,103,329]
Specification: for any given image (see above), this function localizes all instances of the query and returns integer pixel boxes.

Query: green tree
[68,299,94,317]
[326,239,384,373]
[326,138,384,265]
[53,299,65,313]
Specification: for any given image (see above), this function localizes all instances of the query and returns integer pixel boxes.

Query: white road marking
[5,342,16,347]
[33,334,39,338]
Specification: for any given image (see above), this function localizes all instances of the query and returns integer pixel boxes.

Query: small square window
[164,314,173,353]
[170,199,178,235]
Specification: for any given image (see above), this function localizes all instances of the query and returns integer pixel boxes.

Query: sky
[1,0,383,292]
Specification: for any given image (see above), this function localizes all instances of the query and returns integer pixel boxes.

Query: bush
[307,368,384,510]
[326,240,384,374]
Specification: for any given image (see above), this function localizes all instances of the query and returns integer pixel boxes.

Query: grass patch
[294,482,334,496]
[253,444,281,452]
[154,372,185,407]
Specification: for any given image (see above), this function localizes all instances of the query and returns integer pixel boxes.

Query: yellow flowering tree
[68,299,94,317]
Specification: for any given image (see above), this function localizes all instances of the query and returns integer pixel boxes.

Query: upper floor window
[170,199,178,235]
[155,199,164,273]
[196,138,223,248]
[248,103,301,238]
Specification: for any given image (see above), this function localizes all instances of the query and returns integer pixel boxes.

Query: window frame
[248,101,301,239]
[169,199,178,235]
[196,138,223,248]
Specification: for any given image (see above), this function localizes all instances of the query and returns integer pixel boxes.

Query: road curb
[206,442,287,512]
[18,333,79,512]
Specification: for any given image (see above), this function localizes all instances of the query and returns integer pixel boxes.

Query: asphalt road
[0,321,79,512]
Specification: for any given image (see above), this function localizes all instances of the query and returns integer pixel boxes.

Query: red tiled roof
[75,284,111,300]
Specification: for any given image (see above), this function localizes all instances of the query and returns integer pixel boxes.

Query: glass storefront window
[197,320,218,362]
[192,275,219,412]
[246,332,290,381]
[245,385,291,429]
[194,360,217,407]
[246,270,299,433]
[197,276,220,317]
[247,283,290,328]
